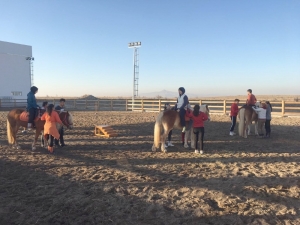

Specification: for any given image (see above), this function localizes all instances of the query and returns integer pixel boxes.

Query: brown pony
[152,105,210,153]
[238,102,260,138]
[7,109,73,150]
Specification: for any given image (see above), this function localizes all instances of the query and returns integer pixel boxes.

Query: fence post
[223,100,226,114]
[74,99,76,109]
[199,99,202,105]
[111,100,113,110]
[85,100,87,109]
[158,99,161,112]
[98,100,100,111]
[282,100,285,116]
[14,99,16,107]
[142,99,144,112]
[53,99,55,105]
[125,99,128,111]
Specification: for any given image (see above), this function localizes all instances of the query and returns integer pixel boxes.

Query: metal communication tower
[26,57,34,86]
[128,42,141,111]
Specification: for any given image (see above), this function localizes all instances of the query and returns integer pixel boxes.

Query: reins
[57,111,72,128]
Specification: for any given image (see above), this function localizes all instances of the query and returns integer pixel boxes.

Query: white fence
[1,98,300,117]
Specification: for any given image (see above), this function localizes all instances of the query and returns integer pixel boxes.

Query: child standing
[229,99,240,136]
[55,98,67,147]
[186,104,209,154]
[265,101,272,137]
[252,102,267,137]
[41,104,63,153]
[164,103,174,147]
[41,101,48,110]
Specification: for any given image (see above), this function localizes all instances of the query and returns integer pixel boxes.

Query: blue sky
[1,0,299,97]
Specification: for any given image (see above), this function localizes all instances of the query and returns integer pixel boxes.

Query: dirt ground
[0,111,299,225]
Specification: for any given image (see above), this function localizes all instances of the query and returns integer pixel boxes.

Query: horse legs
[32,129,41,151]
[12,124,21,149]
[247,124,251,135]
[184,128,190,148]
[160,127,171,153]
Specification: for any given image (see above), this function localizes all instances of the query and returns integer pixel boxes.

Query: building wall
[0,41,32,101]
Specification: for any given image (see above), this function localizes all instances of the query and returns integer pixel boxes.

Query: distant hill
[139,90,200,98]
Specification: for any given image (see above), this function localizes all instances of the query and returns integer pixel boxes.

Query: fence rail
[0,98,299,116]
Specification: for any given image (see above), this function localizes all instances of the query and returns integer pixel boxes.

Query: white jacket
[177,94,186,108]
[252,107,266,119]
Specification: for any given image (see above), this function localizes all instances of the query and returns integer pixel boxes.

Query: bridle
[57,111,73,128]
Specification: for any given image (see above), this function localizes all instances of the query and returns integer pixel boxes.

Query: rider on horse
[175,87,189,132]
[246,89,257,107]
[26,86,40,130]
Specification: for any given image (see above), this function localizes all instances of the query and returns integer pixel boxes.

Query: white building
[0,40,33,103]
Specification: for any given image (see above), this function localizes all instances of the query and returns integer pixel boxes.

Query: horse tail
[238,108,245,136]
[153,112,163,148]
[7,118,14,144]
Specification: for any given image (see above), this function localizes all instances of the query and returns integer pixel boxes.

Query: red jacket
[230,103,239,116]
[186,110,209,128]
[246,94,257,106]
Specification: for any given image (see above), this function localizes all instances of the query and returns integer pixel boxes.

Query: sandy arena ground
[0,111,299,225]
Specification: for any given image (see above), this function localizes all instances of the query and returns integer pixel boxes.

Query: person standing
[252,102,267,137]
[26,86,40,130]
[229,99,240,136]
[55,98,67,147]
[186,104,209,154]
[265,101,272,137]
[41,104,63,153]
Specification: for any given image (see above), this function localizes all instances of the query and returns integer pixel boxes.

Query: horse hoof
[151,145,157,152]
[184,144,189,148]
[162,149,167,153]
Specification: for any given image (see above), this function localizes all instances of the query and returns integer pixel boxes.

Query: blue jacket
[27,92,39,110]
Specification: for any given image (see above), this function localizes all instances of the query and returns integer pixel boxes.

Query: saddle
[20,109,45,122]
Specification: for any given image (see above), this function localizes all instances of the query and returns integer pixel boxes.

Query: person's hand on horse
[177,109,180,112]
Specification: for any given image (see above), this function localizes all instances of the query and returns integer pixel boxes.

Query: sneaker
[195,149,200,154]
[21,130,28,134]
[168,142,174,147]
[199,150,204,154]
[182,127,186,132]
[229,132,235,136]
[165,143,168,148]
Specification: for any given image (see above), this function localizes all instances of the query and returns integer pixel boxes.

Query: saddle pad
[20,112,29,122]
[20,111,41,122]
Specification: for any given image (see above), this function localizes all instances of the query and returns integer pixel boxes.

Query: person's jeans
[230,116,237,132]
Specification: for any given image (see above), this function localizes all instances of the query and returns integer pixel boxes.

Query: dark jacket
[27,92,39,110]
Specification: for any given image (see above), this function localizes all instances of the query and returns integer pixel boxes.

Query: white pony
[238,101,260,138]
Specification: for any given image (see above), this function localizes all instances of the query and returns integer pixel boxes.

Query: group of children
[26,86,67,153]
[230,89,272,138]
[164,87,273,155]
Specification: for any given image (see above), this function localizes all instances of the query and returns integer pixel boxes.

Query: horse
[7,109,73,151]
[152,105,210,153]
[238,102,260,138]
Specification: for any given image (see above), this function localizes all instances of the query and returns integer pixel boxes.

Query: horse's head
[58,111,73,129]
[200,104,211,121]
